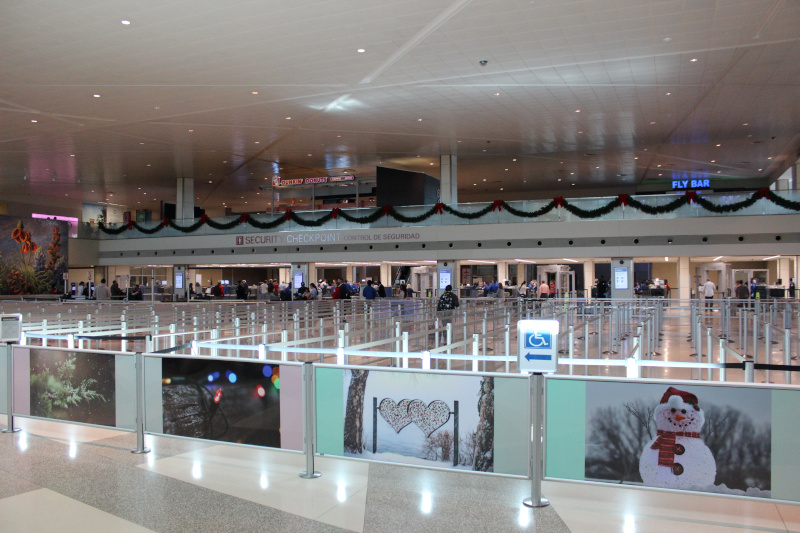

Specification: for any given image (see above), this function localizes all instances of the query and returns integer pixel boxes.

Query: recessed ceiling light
[715,143,721,147]
[121,20,131,25]
[512,158,517,161]
[188,129,193,132]
[70,154,74,157]
[504,168,508,171]
[571,183,575,186]
[558,178,561,181]
[657,164,662,167]
[252,91,258,94]
[138,187,141,190]
[758,168,763,171]
[482,178,487,181]
[743,123,748,126]
[254,141,260,144]
[634,157,638,160]
[711,159,716,162]
[663,37,671,42]
[285,116,291,120]
[659,173,663,176]
[570,172,575,175]
[575,109,580,113]
[31,120,37,123]
[307,153,312,156]
[767,157,773,160]
[578,131,583,134]
[690,58,698,62]
[650,121,656,124]
[146,164,151,167]
[208,180,212,183]
[357,49,365,53]
[494,92,500,96]
[665,92,672,95]
[417,118,422,121]
[473,183,477,186]
[430,163,434,165]
[717,171,721,173]
[93,94,100,98]
[139,142,144,145]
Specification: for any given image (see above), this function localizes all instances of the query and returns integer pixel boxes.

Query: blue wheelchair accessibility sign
[525,331,552,350]
[517,319,559,373]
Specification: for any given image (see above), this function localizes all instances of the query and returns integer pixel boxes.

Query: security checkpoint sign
[517,319,560,373]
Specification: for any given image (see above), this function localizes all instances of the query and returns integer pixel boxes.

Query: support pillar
[679,256,691,300]
[176,177,195,221]
[440,155,458,205]
[583,261,594,299]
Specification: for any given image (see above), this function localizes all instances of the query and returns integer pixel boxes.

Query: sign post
[517,319,559,508]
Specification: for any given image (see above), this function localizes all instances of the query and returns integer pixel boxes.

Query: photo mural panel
[29,348,116,427]
[584,381,771,498]
[161,358,281,448]
[0,215,68,295]
[343,369,495,472]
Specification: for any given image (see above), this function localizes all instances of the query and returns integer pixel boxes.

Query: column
[176,177,195,220]
[678,256,691,300]
[496,262,508,285]
[440,155,458,205]
[583,260,594,298]
[610,258,633,299]
[777,258,792,287]
[379,262,391,287]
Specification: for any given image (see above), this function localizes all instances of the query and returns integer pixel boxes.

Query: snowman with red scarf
[639,386,716,489]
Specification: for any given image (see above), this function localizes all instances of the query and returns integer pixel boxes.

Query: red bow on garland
[757,188,770,199]
[650,430,700,467]
[331,207,340,219]
[162,218,170,228]
[685,191,698,203]
[617,194,630,206]
[127,220,133,231]
[553,197,565,208]
[434,202,444,214]
[283,209,292,221]
[239,213,249,224]
[381,205,392,216]
[492,200,503,212]
[200,214,209,224]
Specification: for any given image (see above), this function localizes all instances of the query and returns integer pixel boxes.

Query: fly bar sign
[517,319,559,373]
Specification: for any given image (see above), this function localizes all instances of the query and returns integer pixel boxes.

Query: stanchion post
[299,362,321,479]
[131,351,151,454]
[2,342,20,434]
[523,372,549,508]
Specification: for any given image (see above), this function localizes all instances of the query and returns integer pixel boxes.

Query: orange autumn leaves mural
[1,218,68,295]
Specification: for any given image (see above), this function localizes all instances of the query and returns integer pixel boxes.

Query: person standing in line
[377,281,386,298]
[518,280,528,298]
[76,281,85,297]
[308,283,319,300]
[538,279,550,298]
[362,280,377,300]
[734,279,749,306]
[703,278,716,310]
[496,282,506,302]
[436,284,460,344]
[94,278,111,300]
[790,278,796,299]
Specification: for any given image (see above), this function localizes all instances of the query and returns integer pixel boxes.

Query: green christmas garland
[96,188,798,236]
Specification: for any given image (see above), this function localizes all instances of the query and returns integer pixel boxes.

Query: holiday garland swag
[98,188,800,236]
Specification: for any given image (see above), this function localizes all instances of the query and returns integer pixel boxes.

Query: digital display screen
[293,272,304,289]
[175,272,184,290]
[614,267,629,290]
[439,269,451,290]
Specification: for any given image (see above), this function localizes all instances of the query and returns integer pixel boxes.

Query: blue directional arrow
[525,353,552,361]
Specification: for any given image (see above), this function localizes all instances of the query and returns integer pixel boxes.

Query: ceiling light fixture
[690,58,698,62]
[357,49,365,53]
[121,20,131,25]
[93,94,100,98]
[31,120,37,123]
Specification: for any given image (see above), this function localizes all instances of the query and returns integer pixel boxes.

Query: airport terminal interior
[2,0,800,531]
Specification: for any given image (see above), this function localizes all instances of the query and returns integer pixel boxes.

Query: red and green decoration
[98,188,799,236]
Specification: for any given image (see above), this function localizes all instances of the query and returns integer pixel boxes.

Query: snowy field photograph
[584,381,771,498]
[342,369,494,472]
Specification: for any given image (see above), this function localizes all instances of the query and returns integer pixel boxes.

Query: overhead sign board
[517,319,559,373]
[275,175,355,187]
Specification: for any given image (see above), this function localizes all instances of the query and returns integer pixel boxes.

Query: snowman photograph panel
[342,369,494,472]
[584,381,771,497]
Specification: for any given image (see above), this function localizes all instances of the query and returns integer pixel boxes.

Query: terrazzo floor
[0,417,797,533]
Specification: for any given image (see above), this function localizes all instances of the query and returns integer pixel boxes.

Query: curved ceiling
[1,0,799,215]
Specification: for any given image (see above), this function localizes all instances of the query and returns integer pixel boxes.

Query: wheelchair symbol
[526,331,551,349]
